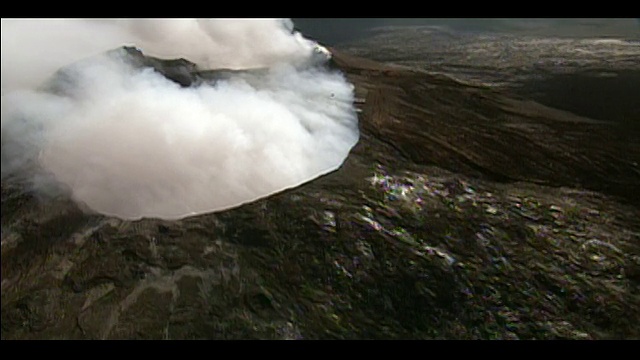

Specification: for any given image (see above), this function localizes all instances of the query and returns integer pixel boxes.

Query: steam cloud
[1,19,359,220]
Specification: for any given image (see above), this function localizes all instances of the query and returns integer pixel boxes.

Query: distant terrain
[293,18,640,45]
[332,23,640,128]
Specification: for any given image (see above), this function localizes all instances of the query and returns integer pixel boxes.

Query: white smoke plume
[1,19,359,220]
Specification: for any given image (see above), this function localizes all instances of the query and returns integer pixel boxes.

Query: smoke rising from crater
[1,19,359,220]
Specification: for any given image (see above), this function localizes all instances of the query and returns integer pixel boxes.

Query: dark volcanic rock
[2,48,639,340]
[117,46,199,87]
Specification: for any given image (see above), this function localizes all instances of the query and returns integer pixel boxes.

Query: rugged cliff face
[2,48,639,339]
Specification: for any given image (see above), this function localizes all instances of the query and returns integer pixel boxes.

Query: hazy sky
[292,18,640,45]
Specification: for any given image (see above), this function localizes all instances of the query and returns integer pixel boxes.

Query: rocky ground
[1,44,639,339]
